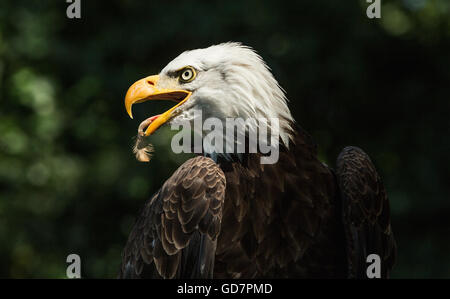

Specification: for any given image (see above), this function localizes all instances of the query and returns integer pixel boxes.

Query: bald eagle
[119,43,396,279]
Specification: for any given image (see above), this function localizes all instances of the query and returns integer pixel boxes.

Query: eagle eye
[179,67,196,83]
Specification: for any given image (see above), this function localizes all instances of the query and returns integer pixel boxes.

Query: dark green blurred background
[0,0,449,278]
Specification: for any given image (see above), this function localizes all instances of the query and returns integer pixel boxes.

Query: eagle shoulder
[119,156,226,278]
[336,146,397,278]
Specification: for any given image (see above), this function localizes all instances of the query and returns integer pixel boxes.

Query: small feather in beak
[133,134,154,162]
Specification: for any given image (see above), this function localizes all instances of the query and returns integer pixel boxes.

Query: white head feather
[156,42,295,150]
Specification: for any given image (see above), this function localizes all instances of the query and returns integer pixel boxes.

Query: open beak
[124,75,191,136]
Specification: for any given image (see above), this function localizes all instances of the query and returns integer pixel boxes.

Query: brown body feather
[118,127,396,278]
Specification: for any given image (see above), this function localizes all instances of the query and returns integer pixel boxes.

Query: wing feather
[118,156,226,278]
[336,146,397,278]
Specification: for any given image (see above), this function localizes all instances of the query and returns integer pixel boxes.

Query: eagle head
[125,42,294,161]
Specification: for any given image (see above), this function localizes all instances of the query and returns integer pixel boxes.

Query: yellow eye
[179,67,196,83]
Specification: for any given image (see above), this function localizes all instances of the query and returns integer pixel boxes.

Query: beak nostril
[147,80,155,86]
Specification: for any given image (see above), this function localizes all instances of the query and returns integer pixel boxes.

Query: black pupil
[184,71,190,78]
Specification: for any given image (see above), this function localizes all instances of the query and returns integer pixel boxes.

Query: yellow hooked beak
[124,75,191,136]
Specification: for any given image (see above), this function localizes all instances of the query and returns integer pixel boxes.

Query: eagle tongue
[138,115,161,136]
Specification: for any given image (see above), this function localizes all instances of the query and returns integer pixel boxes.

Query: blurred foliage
[0,0,449,278]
